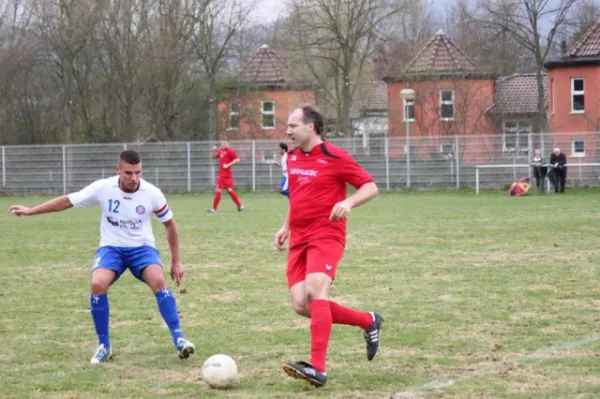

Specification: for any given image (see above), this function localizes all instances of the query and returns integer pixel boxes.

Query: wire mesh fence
[2,132,600,195]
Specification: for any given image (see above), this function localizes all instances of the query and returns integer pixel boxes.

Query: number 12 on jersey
[108,199,120,213]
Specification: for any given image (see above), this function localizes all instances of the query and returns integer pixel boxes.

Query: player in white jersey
[275,142,289,197]
[8,150,195,364]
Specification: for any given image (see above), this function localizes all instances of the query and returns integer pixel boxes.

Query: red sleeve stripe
[154,204,168,215]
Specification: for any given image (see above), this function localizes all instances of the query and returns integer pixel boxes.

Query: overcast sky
[249,0,289,24]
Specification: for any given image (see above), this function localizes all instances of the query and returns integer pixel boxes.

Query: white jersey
[67,176,173,248]
[281,152,288,177]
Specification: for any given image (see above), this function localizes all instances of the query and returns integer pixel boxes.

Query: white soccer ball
[202,354,238,389]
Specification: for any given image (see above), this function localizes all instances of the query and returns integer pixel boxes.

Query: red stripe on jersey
[154,204,168,214]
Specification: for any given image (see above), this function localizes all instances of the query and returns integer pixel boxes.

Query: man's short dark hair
[298,104,324,136]
[119,150,141,165]
[279,142,288,151]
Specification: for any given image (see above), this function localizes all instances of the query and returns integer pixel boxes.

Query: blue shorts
[278,176,289,197]
[92,246,162,282]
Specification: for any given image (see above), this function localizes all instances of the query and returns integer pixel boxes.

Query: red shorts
[217,175,234,189]
[286,239,345,288]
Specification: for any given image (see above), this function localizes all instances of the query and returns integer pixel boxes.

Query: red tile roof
[488,73,547,116]
[568,21,600,57]
[238,44,286,85]
[403,30,481,76]
[350,81,388,118]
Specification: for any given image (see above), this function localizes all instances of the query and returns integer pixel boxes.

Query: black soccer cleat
[363,312,384,361]
[282,361,327,388]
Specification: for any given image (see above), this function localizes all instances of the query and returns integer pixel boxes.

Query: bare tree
[444,0,533,75]
[283,0,403,135]
[32,0,105,142]
[372,0,437,79]
[93,0,149,141]
[568,0,600,44]
[138,0,197,141]
[183,0,255,141]
[476,0,577,133]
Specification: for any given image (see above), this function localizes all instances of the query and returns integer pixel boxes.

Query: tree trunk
[208,73,218,142]
[342,70,352,136]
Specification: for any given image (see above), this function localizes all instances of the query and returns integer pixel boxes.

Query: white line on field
[389,336,600,399]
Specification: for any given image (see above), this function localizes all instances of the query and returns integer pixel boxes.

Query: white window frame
[571,77,585,114]
[261,101,275,129]
[502,120,531,157]
[403,99,415,122]
[440,90,455,121]
[229,102,239,130]
[571,139,585,158]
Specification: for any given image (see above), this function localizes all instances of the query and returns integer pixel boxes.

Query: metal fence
[2,132,600,195]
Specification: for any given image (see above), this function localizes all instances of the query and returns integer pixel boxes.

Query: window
[571,78,585,113]
[440,143,454,155]
[403,99,415,122]
[261,101,275,129]
[229,102,239,129]
[440,90,454,121]
[503,121,531,157]
[572,140,585,157]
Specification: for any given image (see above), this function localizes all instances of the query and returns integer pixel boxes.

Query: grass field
[1,190,600,399]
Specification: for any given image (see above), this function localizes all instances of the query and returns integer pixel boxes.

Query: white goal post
[475,163,600,195]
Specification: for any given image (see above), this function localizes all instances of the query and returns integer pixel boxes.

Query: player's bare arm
[330,182,379,221]
[224,158,240,169]
[164,219,184,286]
[9,195,73,216]
[275,206,291,251]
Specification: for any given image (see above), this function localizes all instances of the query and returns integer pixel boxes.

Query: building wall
[387,78,496,160]
[219,89,316,140]
[548,65,600,133]
[388,79,495,138]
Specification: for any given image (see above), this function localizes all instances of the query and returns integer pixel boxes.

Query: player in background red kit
[275,105,382,387]
[206,140,244,213]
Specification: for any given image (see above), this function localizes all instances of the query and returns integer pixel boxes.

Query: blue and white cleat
[90,344,112,364]
[176,337,196,359]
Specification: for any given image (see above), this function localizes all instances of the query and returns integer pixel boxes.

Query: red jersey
[213,147,238,178]
[287,141,374,247]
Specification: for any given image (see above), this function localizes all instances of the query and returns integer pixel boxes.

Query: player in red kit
[205,140,244,213]
[275,105,382,387]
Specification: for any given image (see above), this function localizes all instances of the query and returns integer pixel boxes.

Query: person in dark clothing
[549,147,567,193]
[530,149,548,194]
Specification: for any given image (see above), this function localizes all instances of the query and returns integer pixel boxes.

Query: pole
[1,146,5,187]
[384,135,390,190]
[455,135,460,190]
[62,145,67,194]
[476,167,480,195]
[252,140,256,192]
[405,120,411,189]
[528,132,532,181]
[187,142,191,192]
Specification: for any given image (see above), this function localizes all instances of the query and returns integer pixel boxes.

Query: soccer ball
[202,354,238,389]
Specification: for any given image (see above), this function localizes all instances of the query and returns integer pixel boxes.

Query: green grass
[1,191,600,398]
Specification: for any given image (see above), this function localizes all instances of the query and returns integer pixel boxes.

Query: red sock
[309,299,332,373]
[329,301,373,329]
[228,190,242,207]
[212,191,222,210]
